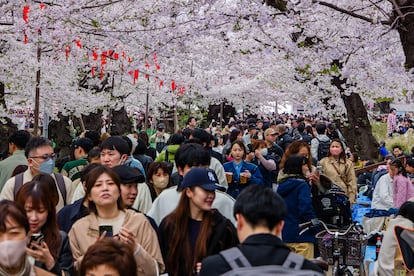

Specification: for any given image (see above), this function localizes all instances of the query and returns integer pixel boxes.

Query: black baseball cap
[180,168,224,191]
[113,165,145,184]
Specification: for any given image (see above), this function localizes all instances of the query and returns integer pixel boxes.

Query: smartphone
[99,225,113,237]
[29,233,44,249]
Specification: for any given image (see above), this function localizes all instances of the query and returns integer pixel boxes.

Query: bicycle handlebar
[299,218,365,236]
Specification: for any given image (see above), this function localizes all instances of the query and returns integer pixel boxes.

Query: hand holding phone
[29,233,44,249]
[99,225,113,237]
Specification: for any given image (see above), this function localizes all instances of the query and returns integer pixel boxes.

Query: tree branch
[314,0,392,25]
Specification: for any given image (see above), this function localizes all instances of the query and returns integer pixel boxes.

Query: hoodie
[277,176,317,243]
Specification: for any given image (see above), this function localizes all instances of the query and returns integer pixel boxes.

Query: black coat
[199,233,323,276]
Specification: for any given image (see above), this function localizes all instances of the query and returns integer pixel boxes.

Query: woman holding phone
[0,200,57,275]
[68,165,164,275]
[15,173,74,275]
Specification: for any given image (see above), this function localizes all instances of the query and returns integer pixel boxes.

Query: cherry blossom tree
[1,0,413,159]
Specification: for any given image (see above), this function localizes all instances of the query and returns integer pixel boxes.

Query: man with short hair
[100,136,151,213]
[187,116,197,130]
[199,185,323,275]
[149,123,170,153]
[264,128,284,162]
[392,145,410,160]
[0,136,74,211]
[61,137,94,186]
[276,124,293,151]
[0,130,31,191]
[311,123,331,161]
[147,143,236,225]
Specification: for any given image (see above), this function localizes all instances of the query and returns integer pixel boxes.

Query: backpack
[312,188,352,228]
[220,247,324,276]
[14,172,67,205]
[316,138,331,160]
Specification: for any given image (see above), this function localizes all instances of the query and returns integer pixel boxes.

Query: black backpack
[312,188,351,228]
[220,247,323,276]
[316,138,331,160]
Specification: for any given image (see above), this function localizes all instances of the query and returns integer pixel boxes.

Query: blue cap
[181,168,223,191]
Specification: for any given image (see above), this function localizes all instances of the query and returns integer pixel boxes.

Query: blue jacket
[223,160,263,198]
[277,177,317,243]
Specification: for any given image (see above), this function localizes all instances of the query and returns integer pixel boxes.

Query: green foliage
[372,122,414,153]
[375,97,393,103]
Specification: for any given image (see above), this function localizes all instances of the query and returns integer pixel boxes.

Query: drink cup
[225,172,233,183]
[240,173,247,184]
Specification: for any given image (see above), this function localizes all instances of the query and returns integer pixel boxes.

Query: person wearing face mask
[276,154,318,259]
[319,139,357,204]
[0,199,55,276]
[146,162,173,201]
[200,185,323,275]
[245,140,277,188]
[0,137,74,211]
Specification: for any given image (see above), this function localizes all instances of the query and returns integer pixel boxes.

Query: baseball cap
[73,138,94,153]
[158,123,166,129]
[180,168,224,191]
[264,128,278,136]
[113,165,145,184]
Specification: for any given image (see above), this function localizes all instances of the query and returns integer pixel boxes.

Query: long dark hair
[391,158,407,177]
[15,174,61,259]
[163,187,214,276]
[283,154,308,179]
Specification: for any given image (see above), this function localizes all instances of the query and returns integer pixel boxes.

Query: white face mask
[152,177,169,189]
[0,239,27,268]
[260,148,268,156]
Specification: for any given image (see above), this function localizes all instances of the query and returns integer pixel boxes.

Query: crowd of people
[0,113,413,275]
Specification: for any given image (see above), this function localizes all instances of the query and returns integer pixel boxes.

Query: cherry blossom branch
[314,0,391,25]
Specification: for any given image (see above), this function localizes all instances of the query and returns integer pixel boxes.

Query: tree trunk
[330,60,379,160]
[110,107,131,135]
[395,0,414,68]
[340,93,379,160]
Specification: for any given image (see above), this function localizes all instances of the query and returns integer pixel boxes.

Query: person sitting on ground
[80,238,138,276]
[389,159,414,208]
[199,185,323,275]
[371,201,414,276]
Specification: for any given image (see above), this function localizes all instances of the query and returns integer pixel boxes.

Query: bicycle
[300,218,367,276]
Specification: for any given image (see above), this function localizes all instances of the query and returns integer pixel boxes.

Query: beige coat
[69,209,164,275]
[320,156,357,203]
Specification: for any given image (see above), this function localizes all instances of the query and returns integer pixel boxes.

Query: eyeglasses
[29,153,57,161]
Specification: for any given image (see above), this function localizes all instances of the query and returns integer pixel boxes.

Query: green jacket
[155,145,180,163]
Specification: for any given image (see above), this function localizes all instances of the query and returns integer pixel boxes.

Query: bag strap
[164,149,169,163]
[54,173,67,205]
[331,162,347,184]
[282,252,305,270]
[220,247,252,269]
[13,172,25,197]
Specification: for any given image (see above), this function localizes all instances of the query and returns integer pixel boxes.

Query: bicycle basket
[316,230,367,266]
